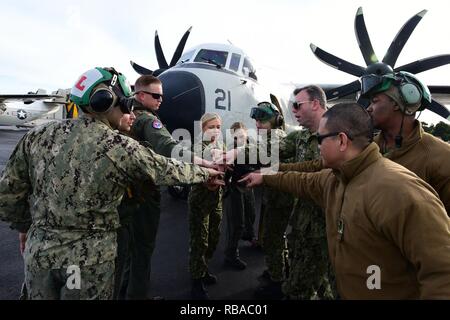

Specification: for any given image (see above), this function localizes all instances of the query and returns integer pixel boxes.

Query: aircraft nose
[157,70,205,139]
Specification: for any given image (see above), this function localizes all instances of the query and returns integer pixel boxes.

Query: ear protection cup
[89,87,116,113]
[270,105,284,128]
[274,113,284,128]
[265,102,284,128]
[88,71,134,114]
[399,82,422,105]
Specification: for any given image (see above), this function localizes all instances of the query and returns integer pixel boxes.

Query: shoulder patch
[152,119,163,129]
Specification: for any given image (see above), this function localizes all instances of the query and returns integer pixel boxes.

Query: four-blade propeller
[311,7,450,119]
[130,26,193,77]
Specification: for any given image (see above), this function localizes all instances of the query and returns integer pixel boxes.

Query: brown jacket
[375,120,450,213]
[264,143,450,299]
[279,121,450,214]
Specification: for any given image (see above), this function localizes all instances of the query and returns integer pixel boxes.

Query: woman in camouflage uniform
[189,113,225,300]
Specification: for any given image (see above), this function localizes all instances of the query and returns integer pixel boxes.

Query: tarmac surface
[0,127,266,300]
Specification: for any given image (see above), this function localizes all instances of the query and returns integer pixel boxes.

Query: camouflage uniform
[188,140,224,280]
[0,116,210,300]
[258,129,294,282]
[113,193,135,300]
[115,103,191,299]
[279,129,336,299]
[224,185,256,260]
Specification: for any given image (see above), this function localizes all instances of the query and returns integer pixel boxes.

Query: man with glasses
[278,85,336,300]
[240,103,450,299]
[117,75,218,299]
[283,73,450,214]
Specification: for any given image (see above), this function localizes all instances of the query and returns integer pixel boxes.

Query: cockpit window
[242,57,257,80]
[177,49,195,64]
[229,53,241,71]
[194,49,228,68]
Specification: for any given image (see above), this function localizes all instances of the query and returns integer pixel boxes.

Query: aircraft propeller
[311,7,450,119]
[130,26,193,77]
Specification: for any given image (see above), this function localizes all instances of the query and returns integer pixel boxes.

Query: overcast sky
[1,0,449,124]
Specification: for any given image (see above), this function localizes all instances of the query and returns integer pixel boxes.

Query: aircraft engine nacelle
[157,66,262,141]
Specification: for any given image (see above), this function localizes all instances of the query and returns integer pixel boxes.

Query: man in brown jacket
[277,72,450,215]
[362,71,450,213]
[241,103,450,299]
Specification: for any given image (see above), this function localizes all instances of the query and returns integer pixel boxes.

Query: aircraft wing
[0,94,65,103]
[318,84,450,104]
[428,86,450,105]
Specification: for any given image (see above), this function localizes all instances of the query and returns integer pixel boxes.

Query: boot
[191,279,209,300]
[254,279,285,300]
[224,257,247,270]
[257,269,271,282]
[202,271,217,285]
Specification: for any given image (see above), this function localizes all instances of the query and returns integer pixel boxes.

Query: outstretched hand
[238,172,264,188]
[205,153,234,172]
[205,171,226,191]
[206,167,225,178]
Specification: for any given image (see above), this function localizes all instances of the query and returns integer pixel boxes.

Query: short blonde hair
[200,112,221,130]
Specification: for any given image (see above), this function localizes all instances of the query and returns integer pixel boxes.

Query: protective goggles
[118,96,135,114]
[360,74,394,98]
[250,107,273,121]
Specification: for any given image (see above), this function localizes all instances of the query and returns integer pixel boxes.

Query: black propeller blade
[395,54,450,74]
[428,85,450,94]
[155,27,193,70]
[428,99,450,120]
[310,44,365,77]
[130,61,154,75]
[354,7,378,65]
[310,7,450,120]
[169,26,192,67]
[133,26,193,76]
[154,30,169,69]
[382,10,427,66]
[325,80,361,100]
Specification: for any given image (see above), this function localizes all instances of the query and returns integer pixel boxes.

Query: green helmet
[70,67,132,107]
[360,71,431,114]
[250,101,284,128]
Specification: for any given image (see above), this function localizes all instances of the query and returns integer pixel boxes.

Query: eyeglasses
[317,132,353,145]
[292,100,313,110]
[139,91,163,100]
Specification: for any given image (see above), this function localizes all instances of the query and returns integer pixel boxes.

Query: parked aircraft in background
[0,89,72,127]
[131,7,450,143]
[131,27,299,138]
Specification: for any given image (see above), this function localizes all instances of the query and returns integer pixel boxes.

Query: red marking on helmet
[75,76,87,91]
